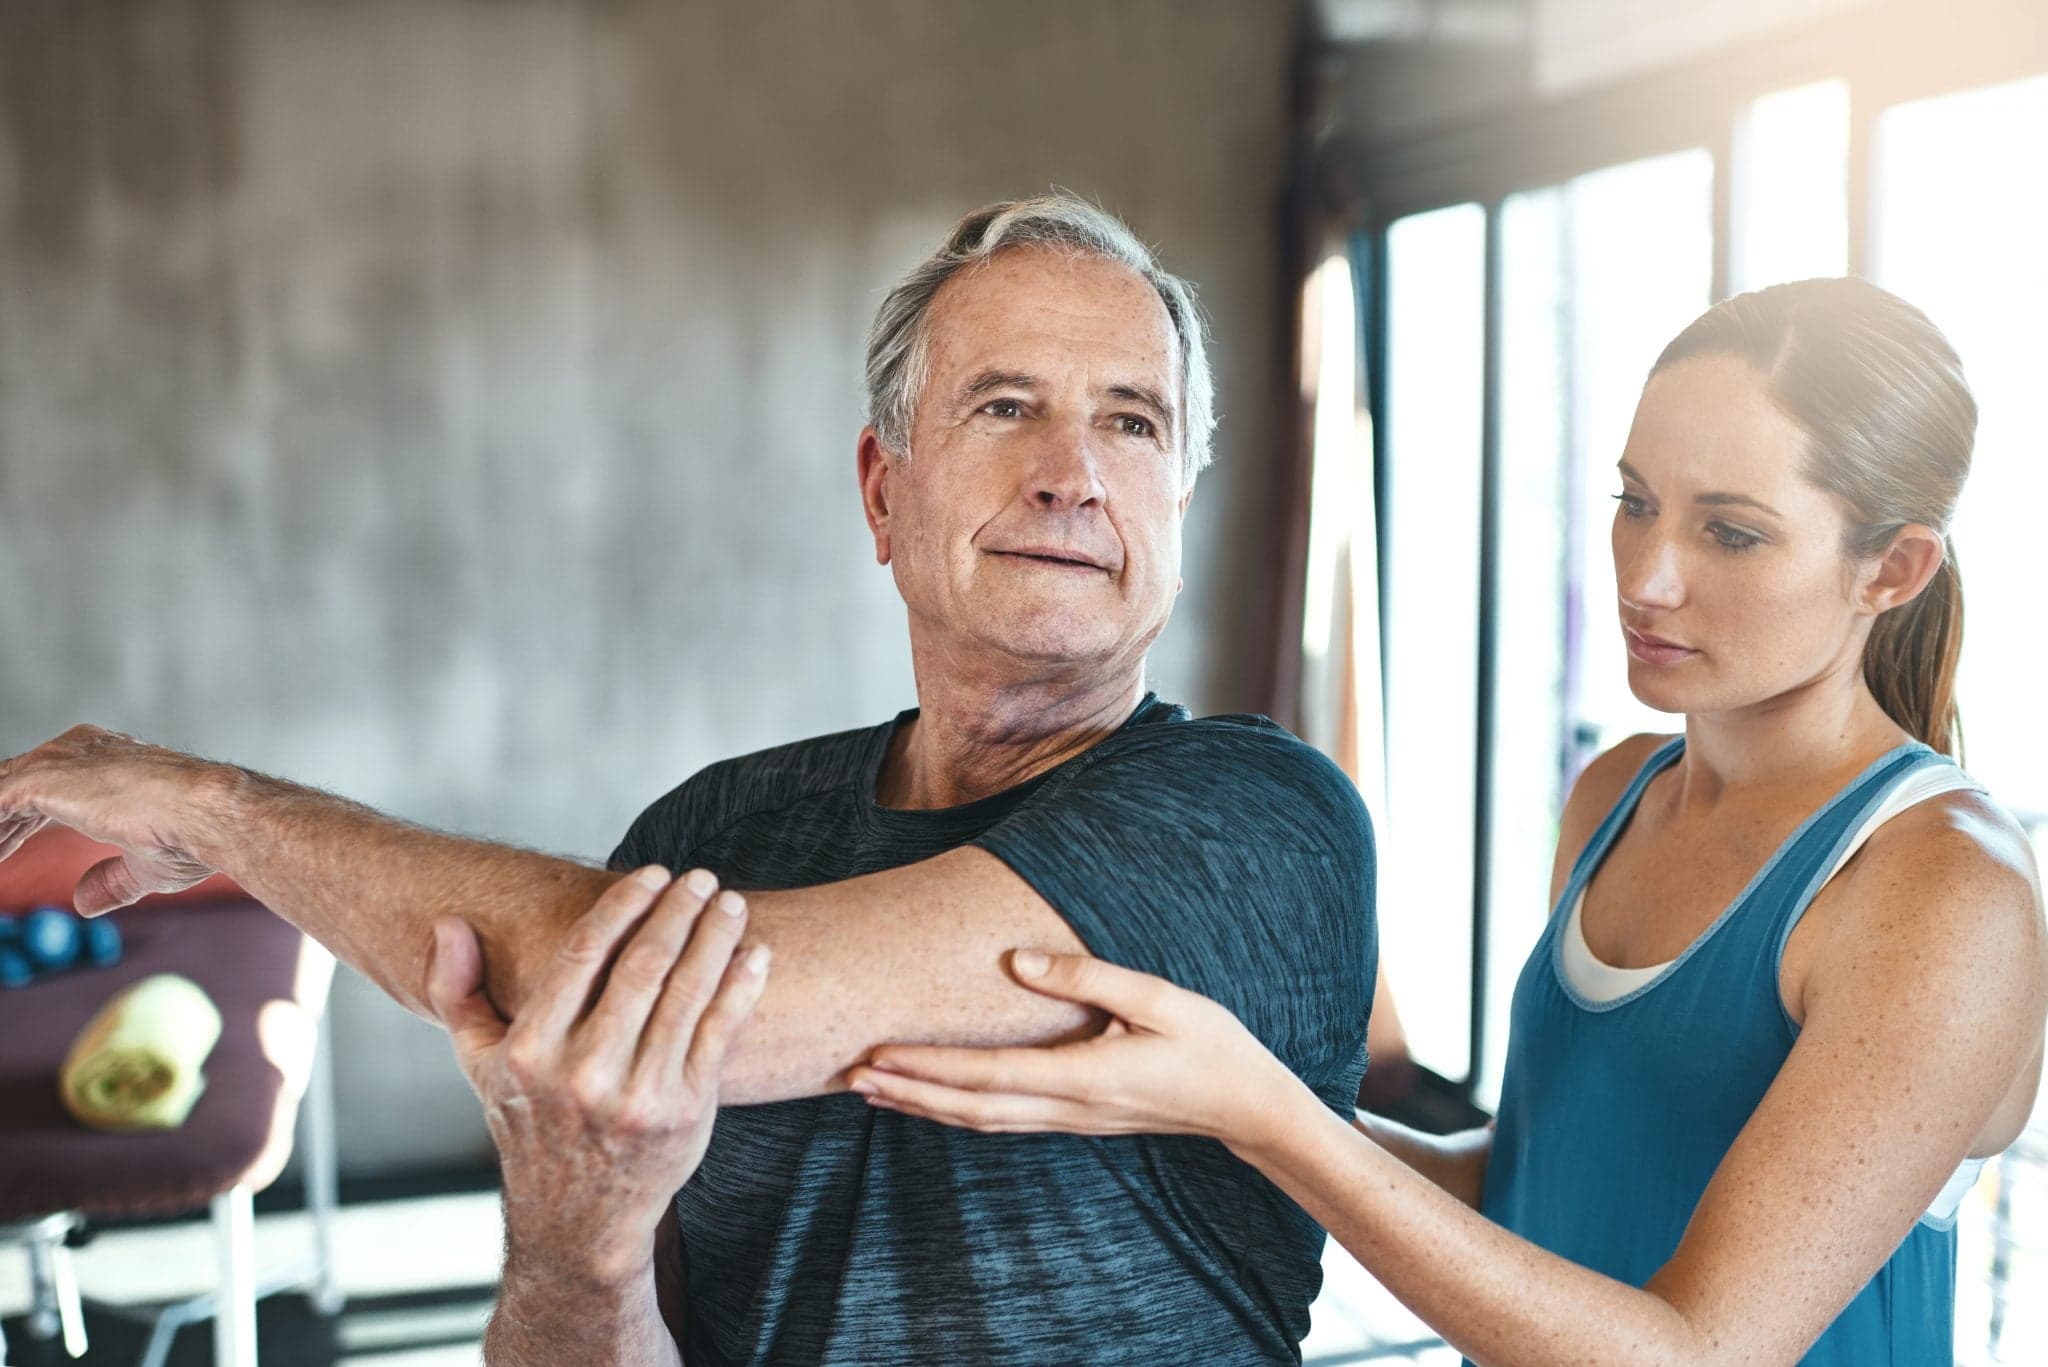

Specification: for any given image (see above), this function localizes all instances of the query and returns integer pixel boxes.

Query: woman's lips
[1624,626,1698,666]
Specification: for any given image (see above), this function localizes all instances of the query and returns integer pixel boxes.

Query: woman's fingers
[858,1042,1098,1099]
[582,870,724,1054]
[427,916,510,1074]
[631,884,754,1080]
[851,1068,1112,1135]
[520,866,674,1041]
[1006,949,1188,1029]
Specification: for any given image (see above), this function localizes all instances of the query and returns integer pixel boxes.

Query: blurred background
[1,0,2044,1363]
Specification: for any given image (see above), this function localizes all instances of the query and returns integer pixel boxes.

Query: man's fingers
[427,917,509,1072]
[660,940,770,1095]
[1005,950,1183,1029]
[0,814,48,863]
[634,881,753,1081]
[859,1041,1097,1099]
[519,866,673,1042]
[584,870,726,1055]
[74,854,156,918]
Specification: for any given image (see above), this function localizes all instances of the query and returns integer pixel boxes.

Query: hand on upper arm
[1642,801,2046,1362]
[713,846,1096,1104]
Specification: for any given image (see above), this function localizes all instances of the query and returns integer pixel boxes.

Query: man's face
[859,247,1191,681]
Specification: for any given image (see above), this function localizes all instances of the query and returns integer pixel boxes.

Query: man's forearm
[191,765,617,1018]
[486,1257,681,1367]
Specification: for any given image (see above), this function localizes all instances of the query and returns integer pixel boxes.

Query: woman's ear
[1859,523,1945,616]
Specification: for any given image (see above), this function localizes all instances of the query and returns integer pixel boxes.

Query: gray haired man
[0,195,1376,1364]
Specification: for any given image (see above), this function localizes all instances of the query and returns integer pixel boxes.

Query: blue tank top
[1480,737,1959,1366]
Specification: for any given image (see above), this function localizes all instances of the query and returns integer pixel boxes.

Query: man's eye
[1117,415,1154,438]
[984,399,1023,419]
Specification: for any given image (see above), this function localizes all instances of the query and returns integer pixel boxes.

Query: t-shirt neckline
[860,690,1167,822]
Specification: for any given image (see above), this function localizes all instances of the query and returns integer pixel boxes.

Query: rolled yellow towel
[61,974,223,1131]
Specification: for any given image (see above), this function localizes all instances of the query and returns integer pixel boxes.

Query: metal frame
[1350,0,2048,1100]
[6,1008,343,1367]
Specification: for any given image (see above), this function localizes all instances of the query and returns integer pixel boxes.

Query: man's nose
[1027,423,1106,511]
[1617,532,1685,612]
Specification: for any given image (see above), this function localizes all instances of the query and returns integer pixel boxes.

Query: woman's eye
[1116,415,1155,438]
[1708,522,1763,552]
[984,399,1023,419]
[1612,491,1650,519]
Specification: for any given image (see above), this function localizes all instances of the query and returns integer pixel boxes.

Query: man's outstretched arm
[0,726,1094,1101]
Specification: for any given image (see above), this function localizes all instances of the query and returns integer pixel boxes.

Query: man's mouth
[989,548,1112,573]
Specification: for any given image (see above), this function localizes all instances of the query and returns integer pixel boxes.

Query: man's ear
[1859,523,1945,616]
[857,427,898,566]
[1178,481,1196,518]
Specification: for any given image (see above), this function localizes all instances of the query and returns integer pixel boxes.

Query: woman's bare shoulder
[1855,785,2041,912]
[1547,733,1680,898]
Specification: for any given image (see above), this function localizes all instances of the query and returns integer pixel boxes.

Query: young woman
[846,278,2048,1365]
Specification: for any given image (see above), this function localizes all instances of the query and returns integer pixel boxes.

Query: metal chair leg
[303,1010,345,1316]
[23,1213,87,1359]
[210,1186,257,1367]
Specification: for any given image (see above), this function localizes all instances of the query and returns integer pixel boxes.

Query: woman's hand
[846,949,1310,1152]
[428,864,769,1293]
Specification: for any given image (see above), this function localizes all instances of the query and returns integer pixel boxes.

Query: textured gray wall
[0,1,1291,1176]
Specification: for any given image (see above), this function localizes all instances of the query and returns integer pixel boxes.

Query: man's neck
[878,667,1150,810]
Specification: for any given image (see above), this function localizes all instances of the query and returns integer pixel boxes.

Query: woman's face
[1612,355,1877,718]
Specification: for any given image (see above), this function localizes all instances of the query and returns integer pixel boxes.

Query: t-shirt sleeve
[972,720,1376,1091]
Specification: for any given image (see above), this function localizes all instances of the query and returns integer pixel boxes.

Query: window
[1378,203,1487,1083]
[1731,79,1851,291]
[1874,73,2048,822]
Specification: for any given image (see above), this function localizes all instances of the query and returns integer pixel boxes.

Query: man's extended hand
[0,725,229,914]
[429,862,768,1362]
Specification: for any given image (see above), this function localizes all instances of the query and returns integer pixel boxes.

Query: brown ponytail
[1653,278,1976,756]
[1862,546,1964,758]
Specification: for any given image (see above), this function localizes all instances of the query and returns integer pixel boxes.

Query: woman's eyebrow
[1617,461,1781,518]
[1694,490,1783,518]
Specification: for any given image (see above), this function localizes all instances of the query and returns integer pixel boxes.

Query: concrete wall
[0,1,1294,1176]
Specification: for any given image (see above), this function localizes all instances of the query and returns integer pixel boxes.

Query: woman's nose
[1617,533,1684,612]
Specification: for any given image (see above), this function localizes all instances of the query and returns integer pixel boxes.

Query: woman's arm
[855,808,2045,1365]
[1353,1112,1491,1210]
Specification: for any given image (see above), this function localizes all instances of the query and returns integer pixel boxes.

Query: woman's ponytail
[1863,544,1964,757]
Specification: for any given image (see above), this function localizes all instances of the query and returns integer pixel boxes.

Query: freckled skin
[1612,355,1878,720]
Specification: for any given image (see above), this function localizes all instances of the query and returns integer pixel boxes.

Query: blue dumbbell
[0,913,18,948]
[83,917,123,969]
[0,945,31,989]
[22,907,82,972]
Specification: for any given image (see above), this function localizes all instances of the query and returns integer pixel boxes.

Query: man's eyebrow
[956,370,1041,405]
[1617,461,1781,517]
[1106,382,1175,432]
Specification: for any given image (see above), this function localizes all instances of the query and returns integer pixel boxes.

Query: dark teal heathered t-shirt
[608,695,1377,1366]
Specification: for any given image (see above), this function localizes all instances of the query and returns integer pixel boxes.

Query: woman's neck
[1677,671,1912,806]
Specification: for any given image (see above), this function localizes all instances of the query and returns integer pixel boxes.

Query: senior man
[0,195,1376,1365]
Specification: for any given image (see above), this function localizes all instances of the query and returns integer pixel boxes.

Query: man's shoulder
[1035,705,1371,860]
[610,717,896,868]
[1093,707,1360,799]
